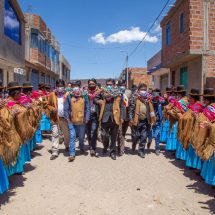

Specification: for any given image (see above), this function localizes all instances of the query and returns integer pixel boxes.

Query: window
[4,0,21,44]
[180,13,184,33]
[31,29,38,48]
[46,75,50,84]
[40,73,45,83]
[166,22,171,46]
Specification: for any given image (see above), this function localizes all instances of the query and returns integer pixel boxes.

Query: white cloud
[90,27,158,45]
[153,23,161,33]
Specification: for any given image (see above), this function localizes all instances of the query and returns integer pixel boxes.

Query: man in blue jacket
[64,86,90,162]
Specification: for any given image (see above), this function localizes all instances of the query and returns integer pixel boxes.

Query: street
[0,136,214,215]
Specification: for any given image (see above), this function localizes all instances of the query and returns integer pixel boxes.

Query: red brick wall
[161,0,190,66]
[30,48,45,66]
[205,55,215,77]
[31,15,46,35]
[189,0,204,50]
[208,0,215,51]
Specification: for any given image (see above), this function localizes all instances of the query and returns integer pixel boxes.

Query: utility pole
[120,51,129,88]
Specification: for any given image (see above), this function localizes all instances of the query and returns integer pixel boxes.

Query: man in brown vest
[95,79,125,160]
[129,83,156,158]
[64,84,90,162]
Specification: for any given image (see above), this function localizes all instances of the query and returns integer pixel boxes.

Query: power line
[128,0,172,58]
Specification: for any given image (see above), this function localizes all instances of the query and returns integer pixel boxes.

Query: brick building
[161,0,215,92]
[0,0,25,86]
[120,68,152,89]
[25,14,60,89]
[147,50,170,93]
[60,55,71,84]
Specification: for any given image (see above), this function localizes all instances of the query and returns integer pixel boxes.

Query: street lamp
[120,50,129,88]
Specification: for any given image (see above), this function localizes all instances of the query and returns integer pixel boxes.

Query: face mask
[89,85,96,90]
[140,90,146,94]
[106,85,113,91]
[119,86,126,93]
[57,87,65,93]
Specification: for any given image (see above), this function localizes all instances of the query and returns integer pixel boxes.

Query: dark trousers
[131,119,150,153]
[101,119,119,155]
[117,121,129,154]
[87,114,99,151]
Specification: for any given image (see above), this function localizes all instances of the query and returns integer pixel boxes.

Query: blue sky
[18,0,175,79]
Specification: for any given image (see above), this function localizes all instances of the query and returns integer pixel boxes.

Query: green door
[180,67,188,88]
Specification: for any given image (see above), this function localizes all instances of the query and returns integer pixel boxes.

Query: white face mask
[57,87,65,93]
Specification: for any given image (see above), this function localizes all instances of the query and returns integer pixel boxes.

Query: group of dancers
[0,78,214,195]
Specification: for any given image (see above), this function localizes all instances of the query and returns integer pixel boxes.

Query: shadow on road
[164,150,215,214]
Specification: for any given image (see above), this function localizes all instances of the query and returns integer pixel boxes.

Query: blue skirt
[40,114,51,131]
[186,145,202,170]
[5,142,31,177]
[165,122,178,151]
[176,140,187,161]
[0,159,9,194]
[160,120,169,143]
[201,155,215,186]
[35,129,42,143]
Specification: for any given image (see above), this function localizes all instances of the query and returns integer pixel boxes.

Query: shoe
[138,152,145,158]
[103,148,107,155]
[50,154,58,160]
[95,152,99,158]
[155,150,160,156]
[147,142,151,149]
[90,150,96,157]
[110,153,116,160]
[68,156,75,162]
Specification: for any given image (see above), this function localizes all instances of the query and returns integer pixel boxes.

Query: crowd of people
[0,78,214,195]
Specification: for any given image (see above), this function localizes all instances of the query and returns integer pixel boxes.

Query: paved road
[0,137,214,215]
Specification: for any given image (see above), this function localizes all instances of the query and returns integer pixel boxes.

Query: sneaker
[110,153,116,160]
[95,152,99,158]
[138,152,145,158]
[155,150,160,156]
[90,150,96,157]
[50,154,58,160]
[68,156,75,162]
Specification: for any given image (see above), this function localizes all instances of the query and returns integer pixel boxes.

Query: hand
[97,100,103,105]
[11,108,20,117]
[85,120,89,124]
[129,120,134,126]
[51,108,57,113]
[200,121,210,128]
[120,119,124,124]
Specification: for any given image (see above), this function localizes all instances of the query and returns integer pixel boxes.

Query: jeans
[101,119,119,155]
[132,119,150,153]
[87,114,99,151]
[151,122,161,151]
[68,123,86,156]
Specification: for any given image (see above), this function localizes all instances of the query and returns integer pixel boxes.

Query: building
[147,50,170,93]
[161,0,215,92]
[60,55,71,84]
[0,0,25,86]
[25,13,60,89]
[119,68,152,89]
